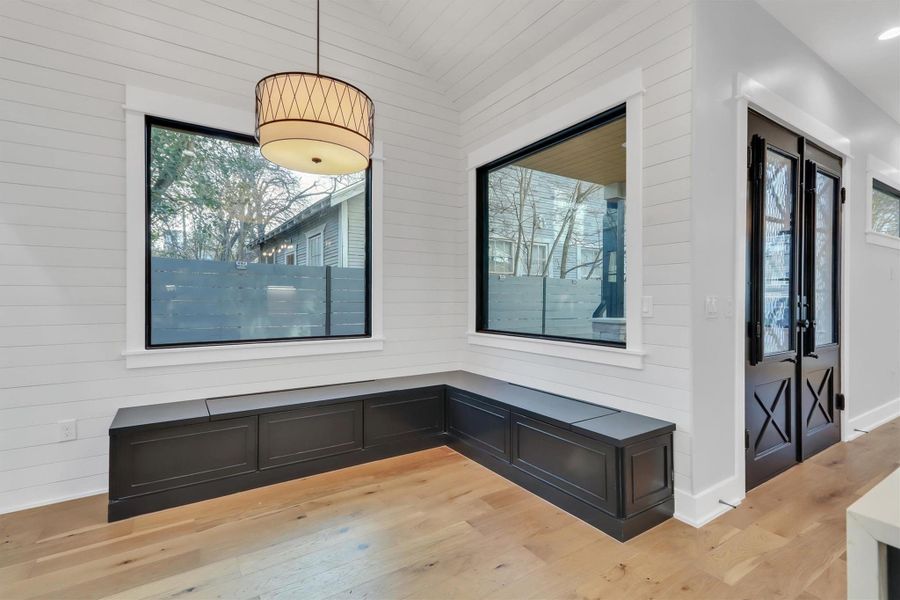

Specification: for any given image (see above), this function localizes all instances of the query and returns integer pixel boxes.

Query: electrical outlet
[59,419,77,442]
[705,295,719,318]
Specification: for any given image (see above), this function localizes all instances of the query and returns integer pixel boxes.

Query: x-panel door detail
[745,112,842,490]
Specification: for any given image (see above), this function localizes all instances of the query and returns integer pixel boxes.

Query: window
[577,247,601,279]
[872,179,900,238]
[527,242,549,275]
[489,238,514,274]
[477,105,627,346]
[307,232,324,266]
[146,116,370,347]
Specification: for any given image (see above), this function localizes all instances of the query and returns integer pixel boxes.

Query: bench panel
[110,416,257,499]
[364,387,444,447]
[511,414,618,516]
[259,402,363,469]
[622,434,673,516]
[447,390,510,460]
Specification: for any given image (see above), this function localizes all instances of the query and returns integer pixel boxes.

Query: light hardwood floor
[1,418,898,600]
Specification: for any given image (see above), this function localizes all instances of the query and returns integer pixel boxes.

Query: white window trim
[339,201,349,267]
[865,154,900,250]
[123,86,383,368]
[466,68,645,370]
[306,224,327,266]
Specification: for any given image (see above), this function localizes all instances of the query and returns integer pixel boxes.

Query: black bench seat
[108,370,674,540]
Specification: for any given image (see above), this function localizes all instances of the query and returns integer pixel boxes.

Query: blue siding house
[257,181,366,268]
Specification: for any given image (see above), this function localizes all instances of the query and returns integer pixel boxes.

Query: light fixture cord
[316,0,320,75]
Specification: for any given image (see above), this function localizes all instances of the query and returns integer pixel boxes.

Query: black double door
[745,112,843,490]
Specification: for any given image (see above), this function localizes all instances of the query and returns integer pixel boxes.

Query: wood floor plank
[0,418,897,600]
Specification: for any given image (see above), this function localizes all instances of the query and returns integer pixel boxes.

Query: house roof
[257,180,365,246]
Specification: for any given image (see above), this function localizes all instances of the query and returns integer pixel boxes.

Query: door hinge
[747,146,752,171]
[840,187,846,205]
[744,428,751,450]
[836,393,845,411]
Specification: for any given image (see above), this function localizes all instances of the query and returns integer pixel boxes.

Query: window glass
[814,172,836,346]
[762,149,795,356]
[489,239,514,274]
[147,118,368,346]
[307,233,324,267]
[873,180,900,238]
[478,108,627,345]
[528,242,549,275]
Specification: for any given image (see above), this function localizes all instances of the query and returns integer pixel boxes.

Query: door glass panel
[763,150,795,356]
[815,173,836,345]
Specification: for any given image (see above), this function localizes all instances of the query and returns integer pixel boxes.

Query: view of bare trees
[148,124,362,262]
[487,165,609,278]
[872,183,900,237]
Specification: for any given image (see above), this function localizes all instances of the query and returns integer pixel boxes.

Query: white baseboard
[674,475,745,528]
[845,397,900,442]
[1,487,107,516]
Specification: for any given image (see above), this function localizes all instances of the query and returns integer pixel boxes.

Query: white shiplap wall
[0,0,468,513]
[373,0,628,109]
[459,0,695,498]
[0,0,700,518]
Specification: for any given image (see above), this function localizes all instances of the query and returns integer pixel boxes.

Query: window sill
[866,231,900,250]
[467,332,644,370]
[123,337,384,369]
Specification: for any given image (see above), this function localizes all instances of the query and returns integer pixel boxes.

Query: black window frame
[475,104,627,349]
[144,115,372,349]
[873,178,900,238]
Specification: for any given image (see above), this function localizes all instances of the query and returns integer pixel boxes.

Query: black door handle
[781,357,796,364]
[797,319,810,330]
[807,352,819,359]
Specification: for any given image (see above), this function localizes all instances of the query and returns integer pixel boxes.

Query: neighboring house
[257,181,366,268]
[487,168,626,317]
[487,168,625,280]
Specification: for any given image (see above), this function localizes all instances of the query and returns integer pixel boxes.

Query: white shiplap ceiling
[757,0,900,123]
[367,0,625,110]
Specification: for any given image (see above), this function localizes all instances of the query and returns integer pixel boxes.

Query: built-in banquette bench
[108,371,674,541]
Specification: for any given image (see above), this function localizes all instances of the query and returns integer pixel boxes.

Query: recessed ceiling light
[878,26,900,41]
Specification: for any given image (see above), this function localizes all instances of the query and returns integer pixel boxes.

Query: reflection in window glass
[815,173,836,346]
[147,118,368,346]
[762,150,794,356]
[480,110,626,345]
[873,180,900,238]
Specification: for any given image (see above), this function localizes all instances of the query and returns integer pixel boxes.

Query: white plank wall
[459,0,696,497]
[0,0,701,517]
[0,0,468,513]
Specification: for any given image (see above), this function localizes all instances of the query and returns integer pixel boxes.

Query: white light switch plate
[641,295,653,317]
[59,419,77,442]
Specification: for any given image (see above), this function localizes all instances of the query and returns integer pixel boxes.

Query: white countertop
[847,467,900,548]
[847,467,900,600]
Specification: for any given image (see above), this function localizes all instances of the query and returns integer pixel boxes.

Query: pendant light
[255,0,374,175]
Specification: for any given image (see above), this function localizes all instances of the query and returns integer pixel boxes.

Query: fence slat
[149,257,365,344]
[486,274,623,342]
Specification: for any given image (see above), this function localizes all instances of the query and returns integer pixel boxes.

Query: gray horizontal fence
[150,257,365,344]
[486,275,624,341]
